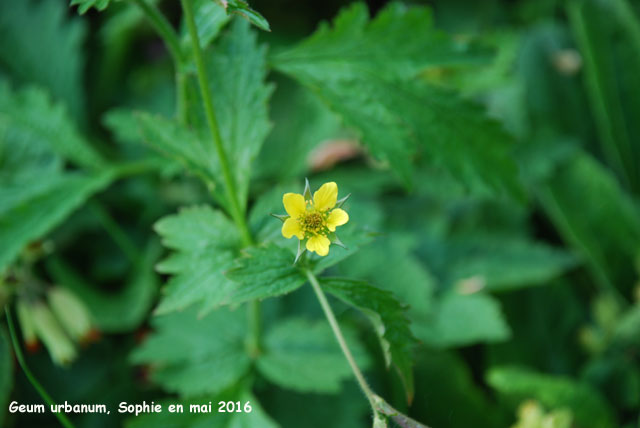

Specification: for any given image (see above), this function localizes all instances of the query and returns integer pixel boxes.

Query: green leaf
[339,236,436,332]
[418,292,511,348]
[135,20,272,211]
[255,83,342,182]
[0,170,114,274]
[202,19,273,211]
[133,112,222,190]
[487,366,616,428]
[445,236,578,292]
[273,3,519,195]
[226,245,306,303]
[538,153,640,294]
[131,306,250,397]
[215,0,270,32]
[153,205,241,314]
[257,318,369,394]
[181,0,230,49]
[320,277,417,402]
[0,82,104,169]
[46,243,160,333]
[0,327,13,425]
[70,0,112,14]
[567,0,640,191]
[0,0,86,122]
[272,2,487,80]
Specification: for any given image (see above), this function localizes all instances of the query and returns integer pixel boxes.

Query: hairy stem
[180,0,259,355]
[181,0,252,245]
[304,269,377,411]
[5,306,76,428]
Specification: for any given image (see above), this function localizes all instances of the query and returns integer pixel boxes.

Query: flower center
[301,212,326,235]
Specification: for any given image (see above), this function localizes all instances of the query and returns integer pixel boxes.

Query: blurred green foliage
[1,0,640,427]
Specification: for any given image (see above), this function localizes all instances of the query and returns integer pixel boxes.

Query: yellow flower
[281,182,349,256]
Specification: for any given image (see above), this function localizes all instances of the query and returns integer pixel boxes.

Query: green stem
[304,269,377,411]
[181,0,253,246]
[5,306,76,428]
[180,0,259,357]
[131,0,187,123]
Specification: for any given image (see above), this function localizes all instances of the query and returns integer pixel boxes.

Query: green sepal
[329,233,347,249]
[303,177,312,201]
[335,193,351,208]
[270,213,289,223]
[294,239,306,265]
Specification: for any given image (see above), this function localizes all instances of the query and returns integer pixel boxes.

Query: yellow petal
[313,182,338,211]
[306,235,331,256]
[283,193,306,217]
[326,208,349,232]
[282,218,304,239]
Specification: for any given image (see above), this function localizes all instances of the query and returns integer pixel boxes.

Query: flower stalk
[304,269,378,413]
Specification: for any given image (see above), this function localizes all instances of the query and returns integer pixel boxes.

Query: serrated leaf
[226,245,306,303]
[134,20,272,211]
[131,306,250,397]
[273,3,519,195]
[133,112,222,190]
[215,0,270,32]
[418,292,511,348]
[0,0,86,122]
[257,318,369,393]
[0,82,104,169]
[487,366,616,428]
[70,0,112,14]
[320,277,416,403]
[339,236,436,332]
[0,170,114,274]
[153,205,241,314]
[0,327,13,425]
[202,19,273,211]
[272,2,487,80]
[181,0,231,49]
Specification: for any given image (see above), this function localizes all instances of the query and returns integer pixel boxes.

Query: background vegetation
[1,0,640,427]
